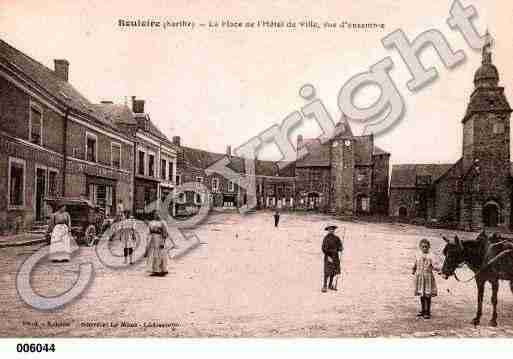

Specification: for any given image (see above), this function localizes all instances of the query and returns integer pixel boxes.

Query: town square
[1,212,513,338]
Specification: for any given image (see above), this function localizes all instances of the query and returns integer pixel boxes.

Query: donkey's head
[441,235,465,279]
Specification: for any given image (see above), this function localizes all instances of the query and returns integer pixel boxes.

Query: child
[119,215,137,265]
[412,238,438,319]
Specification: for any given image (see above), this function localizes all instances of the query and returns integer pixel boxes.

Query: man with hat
[321,223,343,292]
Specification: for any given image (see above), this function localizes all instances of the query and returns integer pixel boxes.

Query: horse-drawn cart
[45,197,110,246]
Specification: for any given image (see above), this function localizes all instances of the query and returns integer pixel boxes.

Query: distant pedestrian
[273,210,280,228]
[116,200,126,221]
[412,238,438,319]
[321,224,343,292]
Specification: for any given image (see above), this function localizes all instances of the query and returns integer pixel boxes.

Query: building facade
[0,39,134,233]
[94,97,178,218]
[172,120,391,217]
[390,40,513,229]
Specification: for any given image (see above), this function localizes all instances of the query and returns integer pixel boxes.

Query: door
[35,168,46,222]
[483,203,499,227]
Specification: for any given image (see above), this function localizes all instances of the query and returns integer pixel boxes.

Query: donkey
[441,231,513,326]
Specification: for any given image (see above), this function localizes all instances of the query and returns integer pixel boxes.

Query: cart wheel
[85,225,97,247]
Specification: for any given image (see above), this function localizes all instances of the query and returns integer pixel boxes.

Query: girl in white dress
[412,238,439,319]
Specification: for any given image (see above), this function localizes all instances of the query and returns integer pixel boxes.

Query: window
[357,173,365,182]
[311,170,321,182]
[161,159,167,180]
[138,150,145,175]
[169,162,174,181]
[493,122,505,134]
[148,153,155,177]
[8,157,25,208]
[178,192,186,203]
[176,175,181,185]
[196,176,203,183]
[212,178,219,193]
[111,143,121,169]
[48,169,58,197]
[86,132,97,162]
[228,180,235,192]
[195,193,202,204]
[29,103,43,145]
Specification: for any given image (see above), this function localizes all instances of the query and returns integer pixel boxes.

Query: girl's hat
[325,224,338,231]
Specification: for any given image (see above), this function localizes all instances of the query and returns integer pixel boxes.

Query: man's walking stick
[333,227,346,290]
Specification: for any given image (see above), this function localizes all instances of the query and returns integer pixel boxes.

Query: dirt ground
[1,212,513,337]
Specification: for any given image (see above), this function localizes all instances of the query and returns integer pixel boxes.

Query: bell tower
[461,33,512,227]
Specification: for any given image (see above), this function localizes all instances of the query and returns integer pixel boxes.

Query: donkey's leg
[472,279,485,326]
[490,280,499,327]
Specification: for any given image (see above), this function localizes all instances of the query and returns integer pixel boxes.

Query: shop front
[134,177,159,219]
[86,175,116,217]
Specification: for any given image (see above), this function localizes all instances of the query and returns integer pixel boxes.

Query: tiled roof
[181,146,244,173]
[92,103,136,125]
[390,163,454,188]
[255,160,295,176]
[373,145,389,155]
[296,139,331,167]
[296,135,390,167]
[0,38,118,130]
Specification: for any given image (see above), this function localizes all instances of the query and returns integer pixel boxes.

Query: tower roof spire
[482,29,493,64]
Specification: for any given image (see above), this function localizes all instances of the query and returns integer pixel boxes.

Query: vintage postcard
[1,0,513,347]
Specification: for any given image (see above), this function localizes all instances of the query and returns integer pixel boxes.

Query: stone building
[0,38,134,233]
[172,120,390,217]
[94,98,178,218]
[390,40,512,229]
[292,123,390,216]
[175,139,247,215]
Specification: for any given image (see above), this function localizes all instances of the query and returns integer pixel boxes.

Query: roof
[181,146,245,173]
[0,38,119,130]
[92,103,136,125]
[296,135,390,167]
[373,145,389,155]
[296,139,331,167]
[390,163,454,188]
[255,160,295,176]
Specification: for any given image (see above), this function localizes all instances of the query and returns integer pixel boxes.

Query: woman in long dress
[48,204,72,262]
[146,213,170,276]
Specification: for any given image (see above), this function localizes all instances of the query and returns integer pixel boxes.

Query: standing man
[321,224,343,292]
[116,200,126,221]
[273,209,281,228]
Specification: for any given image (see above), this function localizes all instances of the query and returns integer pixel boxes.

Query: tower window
[493,122,505,134]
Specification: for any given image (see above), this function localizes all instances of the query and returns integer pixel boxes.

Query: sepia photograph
[0,0,513,355]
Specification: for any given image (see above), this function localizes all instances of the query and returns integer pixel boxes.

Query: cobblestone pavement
[0,212,512,337]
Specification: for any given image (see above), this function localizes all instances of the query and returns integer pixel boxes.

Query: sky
[1,0,512,165]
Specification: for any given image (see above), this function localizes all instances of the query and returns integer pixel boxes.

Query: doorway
[483,202,499,227]
[35,167,46,222]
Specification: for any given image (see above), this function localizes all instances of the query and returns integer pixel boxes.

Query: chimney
[131,96,145,114]
[172,136,181,147]
[226,145,232,157]
[54,59,69,82]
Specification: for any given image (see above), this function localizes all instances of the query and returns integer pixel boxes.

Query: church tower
[461,33,512,227]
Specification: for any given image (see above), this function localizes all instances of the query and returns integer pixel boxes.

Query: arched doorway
[398,206,408,218]
[483,201,500,227]
[355,194,370,214]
